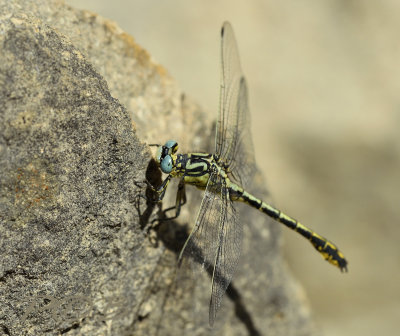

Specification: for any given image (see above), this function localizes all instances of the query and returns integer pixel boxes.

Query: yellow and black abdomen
[229,183,348,272]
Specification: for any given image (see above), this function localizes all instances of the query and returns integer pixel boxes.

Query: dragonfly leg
[154,175,173,202]
[134,178,166,204]
[146,177,187,227]
[161,178,187,220]
[136,175,172,202]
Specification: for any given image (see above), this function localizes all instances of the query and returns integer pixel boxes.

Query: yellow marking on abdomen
[229,184,348,271]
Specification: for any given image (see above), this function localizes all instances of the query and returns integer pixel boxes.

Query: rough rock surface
[0,1,315,335]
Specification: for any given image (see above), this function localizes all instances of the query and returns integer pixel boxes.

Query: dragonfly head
[155,140,179,174]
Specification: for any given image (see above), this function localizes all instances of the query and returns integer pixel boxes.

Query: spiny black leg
[161,179,187,221]
[148,176,186,228]
[155,175,173,202]
[135,174,172,202]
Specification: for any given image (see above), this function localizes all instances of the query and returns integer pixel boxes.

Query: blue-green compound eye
[165,140,177,149]
[160,155,173,173]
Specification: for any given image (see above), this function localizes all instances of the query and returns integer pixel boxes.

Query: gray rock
[0,0,315,335]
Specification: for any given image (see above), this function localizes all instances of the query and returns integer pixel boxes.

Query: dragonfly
[150,21,348,326]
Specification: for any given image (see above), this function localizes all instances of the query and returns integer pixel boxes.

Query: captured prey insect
[150,22,348,326]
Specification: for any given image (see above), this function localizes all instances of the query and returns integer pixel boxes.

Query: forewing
[227,77,256,189]
[216,21,243,162]
[216,22,256,189]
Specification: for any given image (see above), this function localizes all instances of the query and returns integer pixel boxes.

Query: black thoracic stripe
[175,154,188,166]
[186,163,209,177]
[175,153,211,177]
[188,164,208,172]
[190,153,212,160]
[190,158,212,166]
[189,155,211,170]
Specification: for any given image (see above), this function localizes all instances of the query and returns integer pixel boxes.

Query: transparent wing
[178,170,242,326]
[208,186,242,326]
[215,21,243,161]
[178,171,222,274]
[216,22,256,189]
[227,77,256,188]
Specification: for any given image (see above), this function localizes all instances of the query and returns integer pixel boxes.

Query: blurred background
[66,1,400,335]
